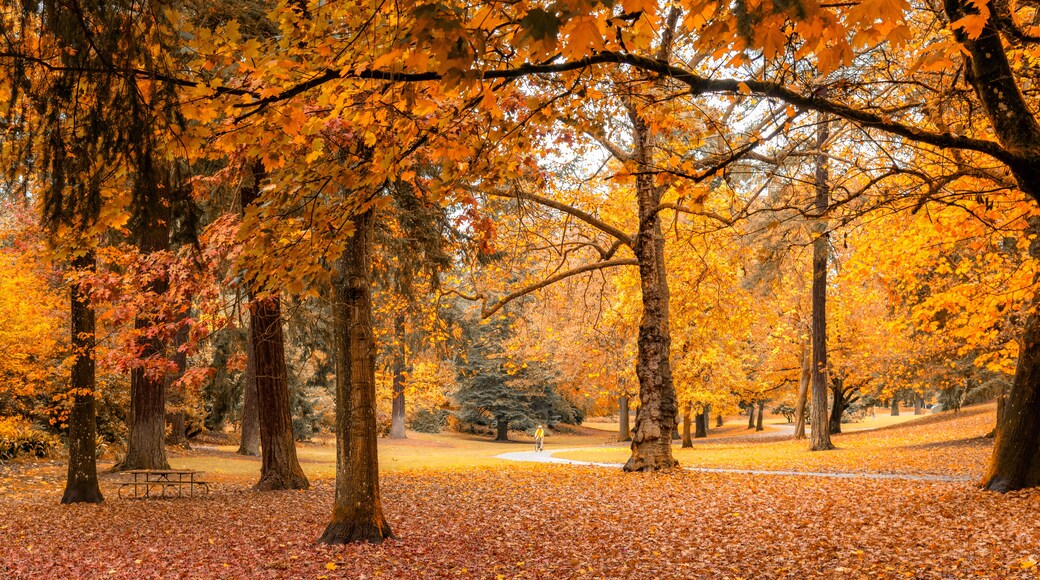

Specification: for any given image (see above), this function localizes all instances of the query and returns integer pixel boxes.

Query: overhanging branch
[480,257,638,318]
[486,187,634,248]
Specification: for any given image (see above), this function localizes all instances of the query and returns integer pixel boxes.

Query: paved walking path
[495,448,973,483]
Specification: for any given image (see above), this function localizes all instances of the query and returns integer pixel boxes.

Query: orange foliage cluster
[0,464,1038,577]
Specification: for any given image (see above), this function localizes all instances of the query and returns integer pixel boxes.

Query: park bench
[118,469,210,499]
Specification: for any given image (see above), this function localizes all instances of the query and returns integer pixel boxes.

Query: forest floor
[3,403,1039,578]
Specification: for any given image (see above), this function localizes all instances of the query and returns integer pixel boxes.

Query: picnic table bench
[118,469,210,499]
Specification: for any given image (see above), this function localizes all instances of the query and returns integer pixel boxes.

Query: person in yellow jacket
[534,426,545,452]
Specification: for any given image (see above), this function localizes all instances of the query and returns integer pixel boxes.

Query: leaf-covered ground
[2,466,1039,578]
[558,406,997,479]
[3,405,1039,578]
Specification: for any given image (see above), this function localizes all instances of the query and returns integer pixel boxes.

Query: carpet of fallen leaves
[558,406,997,479]
[4,405,1040,578]
[2,464,1040,578]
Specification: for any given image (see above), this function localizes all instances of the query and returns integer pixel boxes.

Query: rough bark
[981,307,1040,491]
[829,383,843,435]
[943,0,1040,200]
[756,401,765,432]
[891,398,900,417]
[320,209,393,544]
[622,104,678,472]
[251,296,310,490]
[793,338,811,439]
[495,419,510,442]
[681,405,693,448]
[165,317,191,449]
[987,386,1008,439]
[237,322,260,457]
[695,410,708,438]
[748,404,756,429]
[703,404,711,433]
[241,163,308,491]
[914,394,925,415]
[390,314,407,439]
[810,105,835,452]
[118,209,171,471]
[618,395,631,442]
[940,0,1040,490]
[716,414,724,428]
[62,252,104,505]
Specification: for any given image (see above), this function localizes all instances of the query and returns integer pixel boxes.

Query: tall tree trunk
[891,398,900,417]
[251,296,309,490]
[241,162,308,491]
[703,404,711,433]
[320,209,393,544]
[62,251,104,505]
[390,313,407,439]
[756,401,765,432]
[794,338,810,439]
[914,394,924,415]
[748,403,756,429]
[716,414,723,428]
[118,212,171,471]
[618,395,631,442]
[809,106,835,452]
[237,322,260,456]
[982,308,1040,491]
[829,385,843,435]
[939,0,1040,490]
[623,104,678,472]
[166,316,191,449]
[681,405,693,448]
[695,410,708,438]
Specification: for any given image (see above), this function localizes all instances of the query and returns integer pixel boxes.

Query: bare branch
[481,258,639,318]
[486,187,634,248]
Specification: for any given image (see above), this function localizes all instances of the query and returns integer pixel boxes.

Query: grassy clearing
[165,427,614,483]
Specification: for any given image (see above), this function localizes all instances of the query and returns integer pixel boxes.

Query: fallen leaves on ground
[2,462,1040,578]
[558,406,996,479]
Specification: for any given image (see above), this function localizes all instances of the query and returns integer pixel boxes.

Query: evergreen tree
[454,313,576,441]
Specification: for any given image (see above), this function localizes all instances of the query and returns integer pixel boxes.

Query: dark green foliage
[201,328,247,431]
[453,314,580,435]
[409,408,448,434]
[290,386,322,441]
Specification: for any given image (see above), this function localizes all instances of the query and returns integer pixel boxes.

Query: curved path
[495,448,973,483]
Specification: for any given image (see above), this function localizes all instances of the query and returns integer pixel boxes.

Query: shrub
[410,408,448,434]
[0,416,58,461]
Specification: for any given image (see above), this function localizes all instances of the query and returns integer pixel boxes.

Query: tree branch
[486,187,634,248]
[234,51,1015,167]
[481,258,638,318]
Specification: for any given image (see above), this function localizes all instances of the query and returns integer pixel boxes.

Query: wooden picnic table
[118,469,210,499]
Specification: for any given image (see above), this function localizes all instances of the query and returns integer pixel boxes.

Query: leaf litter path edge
[495,448,974,483]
